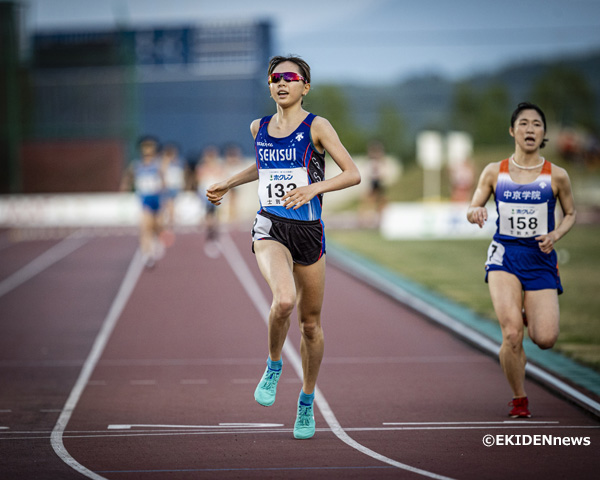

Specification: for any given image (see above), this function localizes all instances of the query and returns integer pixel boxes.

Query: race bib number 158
[498,201,548,238]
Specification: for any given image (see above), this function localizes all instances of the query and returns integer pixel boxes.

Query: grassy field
[327,224,600,372]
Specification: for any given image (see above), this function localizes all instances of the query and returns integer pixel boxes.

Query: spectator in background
[121,135,165,268]
[359,140,388,226]
[449,156,475,202]
[196,145,224,244]
[160,142,185,245]
[222,143,245,223]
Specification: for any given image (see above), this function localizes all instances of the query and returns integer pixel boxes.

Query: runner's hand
[206,183,229,205]
[282,185,318,210]
[535,233,556,254]
[469,206,488,228]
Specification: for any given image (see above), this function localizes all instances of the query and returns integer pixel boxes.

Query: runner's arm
[535,166,577,253]
[467,163,497,228]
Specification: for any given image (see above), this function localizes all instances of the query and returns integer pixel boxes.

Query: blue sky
[23,0,600,85]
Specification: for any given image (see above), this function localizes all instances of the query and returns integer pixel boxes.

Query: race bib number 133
[258,168,308,207]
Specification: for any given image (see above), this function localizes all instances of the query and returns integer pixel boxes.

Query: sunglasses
[268,72,306,85]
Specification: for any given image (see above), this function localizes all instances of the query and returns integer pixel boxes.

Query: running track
[0,228,598,479]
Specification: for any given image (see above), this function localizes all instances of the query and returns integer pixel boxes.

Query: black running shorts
[251,211,326,265]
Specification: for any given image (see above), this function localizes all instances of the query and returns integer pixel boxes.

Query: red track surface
[1,229,598,479]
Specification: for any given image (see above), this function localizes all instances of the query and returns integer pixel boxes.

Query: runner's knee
[300,320,322,341]
[502,327,524,351]
[271,294,295,319]
[531,330,558,350]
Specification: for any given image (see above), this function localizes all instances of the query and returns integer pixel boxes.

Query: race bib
[135,173,162,195]
[165,166,184,190]
[258,167,308,207]
[498,201,548,238]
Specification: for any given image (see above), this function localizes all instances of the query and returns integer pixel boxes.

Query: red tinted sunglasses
[268,72,306,85]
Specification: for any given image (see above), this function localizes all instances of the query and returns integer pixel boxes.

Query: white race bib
[135,174,162,195]
[165,166,184,190]
[498,201,548,238]
[258,167,308,207]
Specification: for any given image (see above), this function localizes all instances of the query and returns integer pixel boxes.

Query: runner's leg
[294,256,326,395]
[488,271,527,398]
[254,240,295,362]
[524,289,559,349]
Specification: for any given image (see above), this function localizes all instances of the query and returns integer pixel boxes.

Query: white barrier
[0,192,205,227]
[380,202,497,239]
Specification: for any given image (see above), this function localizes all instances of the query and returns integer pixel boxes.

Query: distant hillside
[340,50,600,137]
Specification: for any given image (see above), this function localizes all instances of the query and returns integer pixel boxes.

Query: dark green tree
[374,103,408,161]
[451,82,511,146]
[305,84,366,154]
[531,65,597,131]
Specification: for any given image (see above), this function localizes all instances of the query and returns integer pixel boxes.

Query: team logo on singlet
[295,132,304,142]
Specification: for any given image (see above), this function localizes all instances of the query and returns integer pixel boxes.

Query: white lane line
[0,233,88,298]
[107,423,284,430]
[51,248,144,480]
[4,424,599,442]
[218,232,455,480]
[383,421,560,425]
[180,379,208,385]
[129,380,157,386]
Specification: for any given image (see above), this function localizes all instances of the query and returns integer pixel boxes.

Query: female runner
[467,102,576,417]
[207,55,361,439]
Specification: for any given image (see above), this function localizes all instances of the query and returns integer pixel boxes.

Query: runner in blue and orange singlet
[206,55,361,439]
[467,102,576,418]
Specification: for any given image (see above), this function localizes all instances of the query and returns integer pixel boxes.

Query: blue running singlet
[493,158,556,247]
[254,113,326,221]
[134,159,163,213]
[485,158,562,293]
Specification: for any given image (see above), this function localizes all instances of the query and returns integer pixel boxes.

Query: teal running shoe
[254,367,281,407]
[293,403,315,439]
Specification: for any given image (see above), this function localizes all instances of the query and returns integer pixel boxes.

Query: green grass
[328,225,600,371]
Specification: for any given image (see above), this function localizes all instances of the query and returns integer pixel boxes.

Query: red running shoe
[508,397,531,418]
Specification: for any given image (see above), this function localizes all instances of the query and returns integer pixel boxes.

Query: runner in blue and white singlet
[205,55,361,439]
[255,113,325,221]
[486,158,562,293]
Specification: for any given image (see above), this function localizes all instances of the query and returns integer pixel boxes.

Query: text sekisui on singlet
[493,158,556,246]
[255,113,326,221]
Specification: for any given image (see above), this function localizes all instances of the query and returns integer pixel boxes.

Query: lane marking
[97,466,396,474]
[51,248,144,480]
[180,379,207,385]
[98,358,265,366]
[129,380,157,385]
[3,424,598,442]
[107,423,284,430]
[218,232,455,480]
[4,423,597,437]
[0,233,88,298]
[383,421,560,425]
